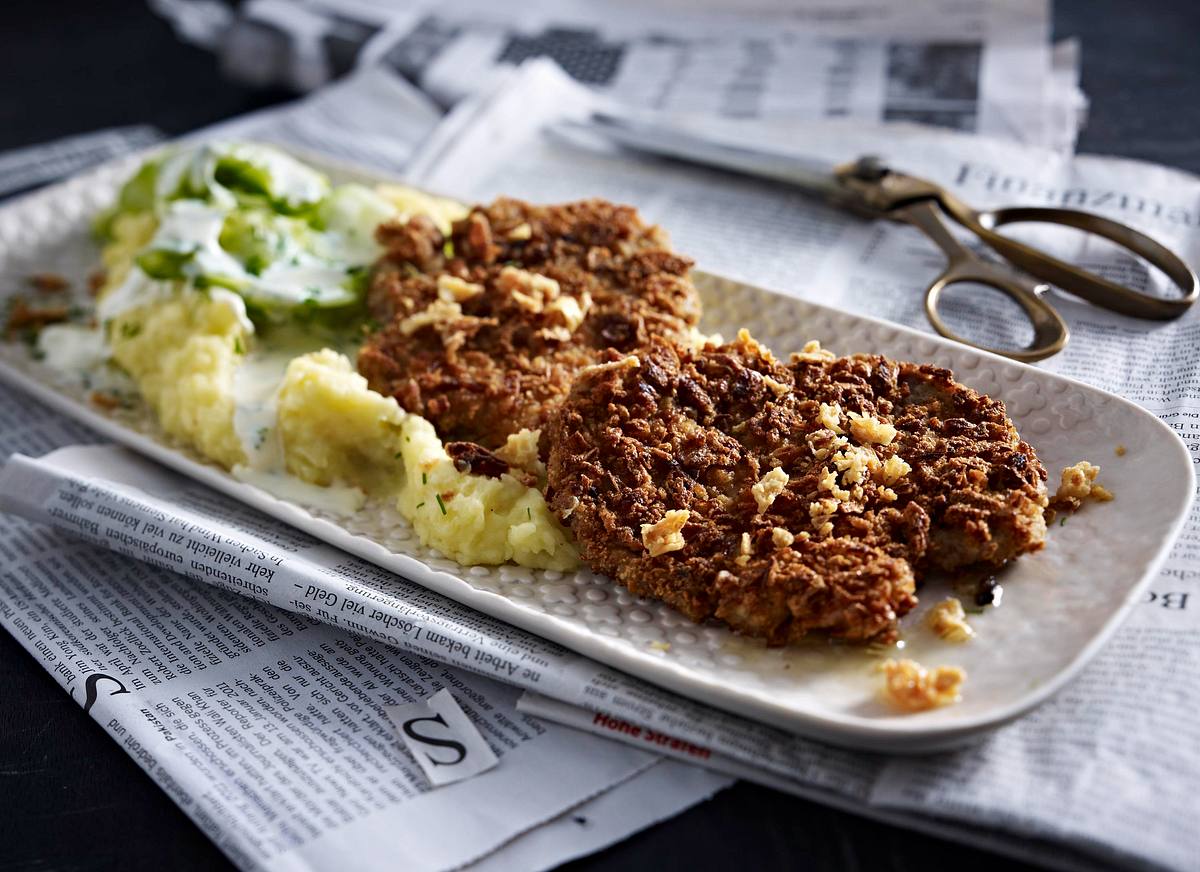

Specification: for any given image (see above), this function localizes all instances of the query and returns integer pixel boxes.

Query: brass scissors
[577,114,1199,362]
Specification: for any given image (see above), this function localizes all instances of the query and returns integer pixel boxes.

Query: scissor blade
[578,112,844,199]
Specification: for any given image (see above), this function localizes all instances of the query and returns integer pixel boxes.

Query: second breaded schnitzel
[359,197,701,450]
[545,332,1047,644]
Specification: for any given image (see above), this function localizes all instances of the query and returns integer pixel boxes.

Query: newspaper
[153,0,1083,151]
[2,60,1198,870]
[0,441,730,871]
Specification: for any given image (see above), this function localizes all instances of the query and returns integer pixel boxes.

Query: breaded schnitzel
[358,197,701,449]
[545,332,1047,644]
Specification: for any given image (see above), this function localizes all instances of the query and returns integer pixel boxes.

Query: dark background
[1,2,1198,870]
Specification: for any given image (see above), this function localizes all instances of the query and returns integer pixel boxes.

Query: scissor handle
[896,200,1070,362]
[958,205,1198,320]
[925,260,1070,363]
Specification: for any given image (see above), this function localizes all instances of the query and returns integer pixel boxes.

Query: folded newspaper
[155,0,1085,151]
[3,60,1198,872]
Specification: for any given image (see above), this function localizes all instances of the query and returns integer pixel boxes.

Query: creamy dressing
[230,346,368,516]
[207,288,255,334]
[232,466,365,516]
[231,350,292,472]
[36,324,108,376]
[153,142,329,213]
[95,269,171,323]
[222,142,329,209]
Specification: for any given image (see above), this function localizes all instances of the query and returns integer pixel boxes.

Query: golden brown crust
[545,334,1048,644]
[358,198,701,449]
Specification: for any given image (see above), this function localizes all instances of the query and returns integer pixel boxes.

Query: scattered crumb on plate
[927,597,975,642]
[879,658,965,712]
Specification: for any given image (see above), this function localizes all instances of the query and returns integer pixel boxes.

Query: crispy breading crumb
[818,402,844,434]
[4,299,70,336]
[734,531,752,566]
[791,339,836,362]
[762,374,791,396]
[876,454,912,485]
[1115,444,1127,457]
[927,597,975,642]
[583,355,641,376]
[847,411,897,445]
[495,428,542,473]
[751,467,790,514]
[89,391,125,411]
[735,328,777,363]
[1050,461,1114,512]
[641,510,690,557]
[688,328,723,351]
[29,273,69,293]
[772,527,795,548]
[399,299,463,335]
[809,497,837,538]
[818,466,851,501]
[833,443,879,485]
[879,658,966,711]
[436,275,484,302]
[547,293,590,332]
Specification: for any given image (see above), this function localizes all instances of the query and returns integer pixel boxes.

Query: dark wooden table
[2,2,1197,870]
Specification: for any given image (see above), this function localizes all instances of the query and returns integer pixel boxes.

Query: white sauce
[232,466,365,516]
[208,288,255,334]
[95,269,172,323]
[231,350,294,472]
[36,324,108,376]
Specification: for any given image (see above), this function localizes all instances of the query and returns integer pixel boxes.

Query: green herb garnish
[421,472,427,485]
[435,493,447,516]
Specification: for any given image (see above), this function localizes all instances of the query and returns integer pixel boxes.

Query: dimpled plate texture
[0,152,1191,751]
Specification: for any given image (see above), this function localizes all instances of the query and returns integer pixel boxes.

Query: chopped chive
[1059,516,1067,526]
[435,493,447,516]
[526,507,532,521]
[233,336,244,354]
[421,472,427,485]
[415,501,425,509]
[394,451,403,459]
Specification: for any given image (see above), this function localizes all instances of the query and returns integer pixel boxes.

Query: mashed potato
[395,415,579,571]
[108,292,251,469]
[275,349,406,491]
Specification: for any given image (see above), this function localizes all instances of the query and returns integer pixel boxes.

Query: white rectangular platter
[0,151,1191,752]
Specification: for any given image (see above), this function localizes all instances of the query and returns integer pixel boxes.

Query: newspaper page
[0,443,730,872]
[154,0,1080,150]
[397,63,1200,871]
